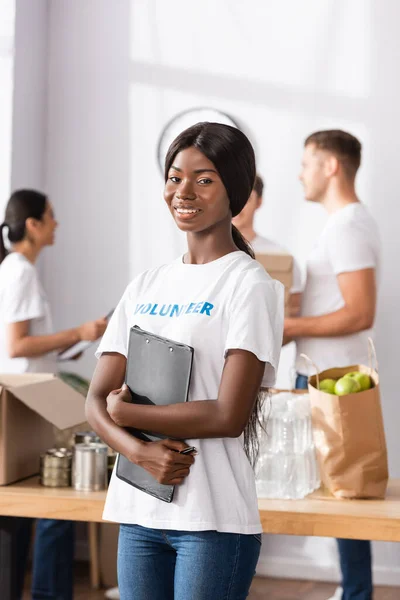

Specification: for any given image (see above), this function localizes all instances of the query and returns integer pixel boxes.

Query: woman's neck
[184,221,237,265]
[12,241,41,264]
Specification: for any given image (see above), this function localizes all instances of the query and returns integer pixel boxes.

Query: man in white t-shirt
[232,174,303,316]
[284,130,380,600]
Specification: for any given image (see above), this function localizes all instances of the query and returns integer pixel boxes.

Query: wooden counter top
[1,477,400,541]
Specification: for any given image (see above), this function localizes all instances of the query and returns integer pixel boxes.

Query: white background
[3,0,400,584]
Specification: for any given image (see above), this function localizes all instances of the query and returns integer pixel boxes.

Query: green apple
[344,371,372,391]
[334,376,361,396]
[319,378,337,394]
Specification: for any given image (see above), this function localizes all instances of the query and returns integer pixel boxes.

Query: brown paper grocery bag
[302,344,388,499]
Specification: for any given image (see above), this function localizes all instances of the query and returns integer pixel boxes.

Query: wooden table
[0,478,106,600]
[258,481,400,543]
[1,477,400,542]
[1,478,400,598]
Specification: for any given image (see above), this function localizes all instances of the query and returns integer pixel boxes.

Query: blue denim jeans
[117,524,261,600]
[15,517,74,600]
[295,373,373,600]
[294,373,309,391]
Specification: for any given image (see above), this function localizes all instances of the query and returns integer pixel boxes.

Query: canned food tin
[73,431,101,445]
[40,449,73,470]
[72,443,108,492]
[40,448,73,487]
[40,469,71,487]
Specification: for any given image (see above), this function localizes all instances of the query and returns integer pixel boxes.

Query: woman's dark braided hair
[165,122,267,466]
[0,189,47,264]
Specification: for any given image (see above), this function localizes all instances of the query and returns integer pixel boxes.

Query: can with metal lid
[40,448,73,487]
[73,431,101,446]
[72,443,108,491]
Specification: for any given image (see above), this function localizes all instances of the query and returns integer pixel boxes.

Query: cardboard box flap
[0,373,54,389]
[3,374,86,430]
[255,253,293,273]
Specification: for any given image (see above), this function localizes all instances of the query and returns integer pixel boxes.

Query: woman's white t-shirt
[97,251,284,534]
[0,252,56,374]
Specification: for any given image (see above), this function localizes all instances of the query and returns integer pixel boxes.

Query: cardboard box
[0,373,87,485]
[255,253,294,313]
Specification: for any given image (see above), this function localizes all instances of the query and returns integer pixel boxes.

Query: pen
[180,446,197,455]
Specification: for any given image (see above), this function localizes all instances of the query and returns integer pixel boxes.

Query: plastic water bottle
[256,392,320,499]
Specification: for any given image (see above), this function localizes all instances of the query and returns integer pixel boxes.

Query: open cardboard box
[255,253,293,313]
[0,373,87,485]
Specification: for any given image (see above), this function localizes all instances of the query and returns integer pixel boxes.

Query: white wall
[11,0,48,191]
[0,0,15,214]
[0,0,48,262]
[44,0,131,377]
[41,0,400,584]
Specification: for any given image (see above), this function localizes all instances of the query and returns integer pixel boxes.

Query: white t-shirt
[296,203,380,375]
[0,253,56,374]
[251,234,303,293]
[97,251,284,534]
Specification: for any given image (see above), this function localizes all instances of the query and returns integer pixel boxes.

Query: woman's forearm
[116,400,242,439]
[86,393,144,460]
[8,329,80,358]
[106,349,263,441]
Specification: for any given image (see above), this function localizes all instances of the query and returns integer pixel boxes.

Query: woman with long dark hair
[0,189,107,599]
[86,122,284,600]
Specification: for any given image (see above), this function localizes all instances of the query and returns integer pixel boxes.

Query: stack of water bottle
[255,392,320,499]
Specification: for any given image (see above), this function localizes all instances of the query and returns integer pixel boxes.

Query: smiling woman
[164,122,256,262]
[165,147,229,230]
[86,122,284,600]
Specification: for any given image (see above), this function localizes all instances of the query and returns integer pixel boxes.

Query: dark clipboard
[116,326,194,502]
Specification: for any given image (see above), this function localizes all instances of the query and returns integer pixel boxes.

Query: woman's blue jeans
[295,373,373,600]
[117,524,261,600]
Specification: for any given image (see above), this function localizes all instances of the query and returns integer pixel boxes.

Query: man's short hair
[253,174,264,198]
[305,130,362,178]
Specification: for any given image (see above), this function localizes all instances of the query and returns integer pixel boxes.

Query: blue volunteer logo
[134,302,214,317]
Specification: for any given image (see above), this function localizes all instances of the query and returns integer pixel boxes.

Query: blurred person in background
[284,131,380,600]
[0,189,107,600]
[232,173,303,316]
